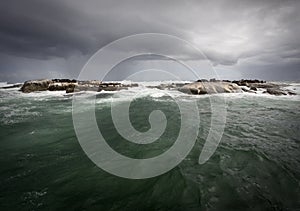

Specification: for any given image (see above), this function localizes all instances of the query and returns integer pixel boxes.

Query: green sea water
[0,85,300,210]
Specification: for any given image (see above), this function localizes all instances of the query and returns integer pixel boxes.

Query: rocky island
[14,78,296,96]
[19,79,138,93]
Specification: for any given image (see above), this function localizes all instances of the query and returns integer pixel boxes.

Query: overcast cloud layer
[0,0,299,82]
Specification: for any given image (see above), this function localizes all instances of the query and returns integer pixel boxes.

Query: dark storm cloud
[0,0,98,59]
[0,0,299,82]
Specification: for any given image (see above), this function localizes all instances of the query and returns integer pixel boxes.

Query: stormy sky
[0,0,300,82]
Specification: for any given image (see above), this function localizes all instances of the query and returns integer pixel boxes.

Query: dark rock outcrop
[178,82,242,95]
[66,84,76,93]
[21,79,52,93]
[48,83,71,91]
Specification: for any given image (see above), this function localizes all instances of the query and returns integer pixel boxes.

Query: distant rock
[78,80,101,86]
[147,82,188,90]
[98,82,136,92]
[209,78,219,82]
[197,79,208,82]
[248,83,279,89]
[232,79,266,86]
[52,79,77,83]
[178,82,242,95]
[222,80,231,83]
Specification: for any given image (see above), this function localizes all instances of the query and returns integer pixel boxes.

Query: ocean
[0,82,300,210]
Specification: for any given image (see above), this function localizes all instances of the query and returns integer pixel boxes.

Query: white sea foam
[0,82,8,87]
[285,83,300,95]
[0,106,41,125]
[0,82,23,89]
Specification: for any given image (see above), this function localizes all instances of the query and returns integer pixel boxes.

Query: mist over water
[0,83,300,210]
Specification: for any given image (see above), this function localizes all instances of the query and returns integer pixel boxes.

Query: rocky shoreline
[6,78,296,96]
[178,79,296,96]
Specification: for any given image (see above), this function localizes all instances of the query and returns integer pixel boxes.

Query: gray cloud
[0,0,299,82]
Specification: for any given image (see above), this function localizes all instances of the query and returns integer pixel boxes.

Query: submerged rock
[264,88,287,96]
[178,82,242,95]
[241,87,256,93]
[264,88,297,96]
[0,83,23,89]
[287,91,297,95]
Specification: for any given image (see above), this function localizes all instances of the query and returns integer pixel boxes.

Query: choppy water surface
[0,83,300,210]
